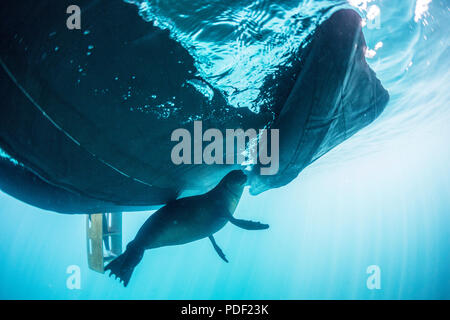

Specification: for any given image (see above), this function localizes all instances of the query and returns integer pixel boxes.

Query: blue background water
[0,0,449,299]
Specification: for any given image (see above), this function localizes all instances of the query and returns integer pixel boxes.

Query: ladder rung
[103,232,121,236]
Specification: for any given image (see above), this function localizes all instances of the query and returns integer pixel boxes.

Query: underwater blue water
[0,0,449,299]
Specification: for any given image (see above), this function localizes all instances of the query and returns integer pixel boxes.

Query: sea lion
[105,170,269,287]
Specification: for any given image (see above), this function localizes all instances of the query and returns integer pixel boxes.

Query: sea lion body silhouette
[105,170,269,287]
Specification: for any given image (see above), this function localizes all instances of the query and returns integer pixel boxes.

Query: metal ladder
[86,212,122,273]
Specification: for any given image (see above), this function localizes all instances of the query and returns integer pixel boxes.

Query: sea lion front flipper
[209,235,229,263]
[229,217,270,230]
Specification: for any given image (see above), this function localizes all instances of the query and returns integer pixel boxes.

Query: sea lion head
[221,170,248,190]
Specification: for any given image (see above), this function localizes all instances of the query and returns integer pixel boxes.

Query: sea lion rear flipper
[229,217,269,230]
[104,244,144,287]
[209,235,229,263]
